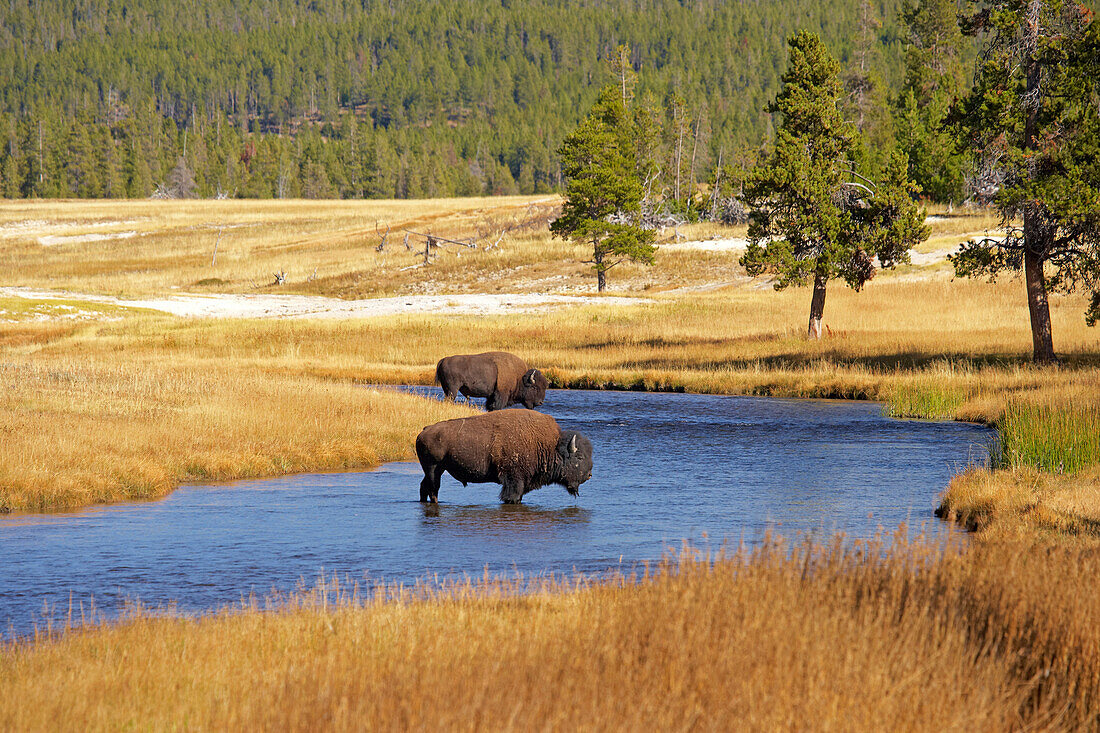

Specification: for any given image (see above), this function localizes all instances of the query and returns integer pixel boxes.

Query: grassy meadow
[0,357,475,512]
[1,196,738,296]
[2,197,1099,727]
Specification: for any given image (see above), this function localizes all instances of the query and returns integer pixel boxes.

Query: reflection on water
[421,503,590,532]
[0,389,993,636]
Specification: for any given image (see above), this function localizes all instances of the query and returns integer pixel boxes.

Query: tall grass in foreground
[3,533,1098,730]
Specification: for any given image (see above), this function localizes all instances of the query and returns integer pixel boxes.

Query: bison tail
[434,358,445,386]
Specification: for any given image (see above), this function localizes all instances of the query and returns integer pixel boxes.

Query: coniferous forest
[1,0,958,200]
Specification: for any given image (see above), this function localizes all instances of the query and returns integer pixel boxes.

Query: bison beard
[415,410,593,504]
[435,351,549,411]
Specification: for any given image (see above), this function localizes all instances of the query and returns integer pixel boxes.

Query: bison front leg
[499,475,526,504]
[486,390,508,412]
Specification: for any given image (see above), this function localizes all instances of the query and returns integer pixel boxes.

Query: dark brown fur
[435,351,549,410]
[415,410,593,504]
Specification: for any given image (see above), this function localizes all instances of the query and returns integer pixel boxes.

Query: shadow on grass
[563,344,1100,373]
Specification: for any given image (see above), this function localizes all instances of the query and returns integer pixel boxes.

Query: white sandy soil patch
[0,287,648,320]
[908,246,961,266]
[665,231,1008,267]
[663,236,956,269]
[0,302,122,323]
[908,232,1008,266]
[659,237,750,253]
[37,231,138,246]
[0,219,145,240]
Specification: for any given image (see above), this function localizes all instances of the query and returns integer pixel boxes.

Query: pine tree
[742,31,928,339]
[127,145,153,197]
[300,158,335,199]
[551,86,656,292]
[632,91,665,205]
[894,0,970,203]
[949,0,1100,362]
[1,152,18,199]
[844,0,895,174]
[18,118,42,198]
[99,126,124,198]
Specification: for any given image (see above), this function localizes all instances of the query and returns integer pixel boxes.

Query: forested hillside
[0,0,915,199]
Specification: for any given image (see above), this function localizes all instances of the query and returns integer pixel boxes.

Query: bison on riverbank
[415,410,593,504]
[435,351,548,411]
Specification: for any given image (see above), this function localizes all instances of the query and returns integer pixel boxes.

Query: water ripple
[0,390,992,637]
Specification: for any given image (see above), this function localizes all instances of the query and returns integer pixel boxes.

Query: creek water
[1,389,993,637]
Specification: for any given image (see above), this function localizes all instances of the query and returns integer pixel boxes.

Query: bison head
[518,368,549,408]
[556,431,593,496]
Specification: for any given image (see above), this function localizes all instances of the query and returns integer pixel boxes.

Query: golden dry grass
[4,534,1100,730]
[0,197,1008,297]
[1,196,562,296]
[27,276,1098,382]
[0,355,474,512]
[939,466,1100,542]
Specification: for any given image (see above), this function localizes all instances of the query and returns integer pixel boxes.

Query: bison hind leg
[419,476,434,503]
[420,463,443,503]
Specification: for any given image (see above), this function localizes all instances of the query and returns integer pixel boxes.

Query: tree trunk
[675,120,683,203]
[807,267,828,339]
[594,242,606,292]
[689,120,699,199]
[1024,244,1056,364]
[1021,1,1056,365]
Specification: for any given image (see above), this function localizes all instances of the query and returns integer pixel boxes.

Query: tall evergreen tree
[20,117,45,198]
[99,126,124,198]
[126,144,153,197]
[894,0,970,203]
[1,152,18,199]
[551,86,656,292]
[844,0,896,174]
[742,31,928,339]
[949,0,1100,362]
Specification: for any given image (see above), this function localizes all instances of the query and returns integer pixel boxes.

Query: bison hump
[484,352,528,393]
[482,410,559,470]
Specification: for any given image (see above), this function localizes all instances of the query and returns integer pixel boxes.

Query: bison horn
[569,434,577,454]
[524,370,536,385]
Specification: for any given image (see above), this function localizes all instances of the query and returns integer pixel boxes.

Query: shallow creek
[0,389,993,636]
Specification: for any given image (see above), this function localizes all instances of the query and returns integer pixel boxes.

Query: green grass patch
[885,383,968,420]
[997,401,1100,473]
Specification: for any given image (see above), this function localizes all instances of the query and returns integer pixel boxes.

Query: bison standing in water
[435,351,549,411]
[415,410,593,504]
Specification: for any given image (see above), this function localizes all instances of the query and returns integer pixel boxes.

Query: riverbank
[0,358,475,513]
[4,534,1098,729]
[3,278,1098,529]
